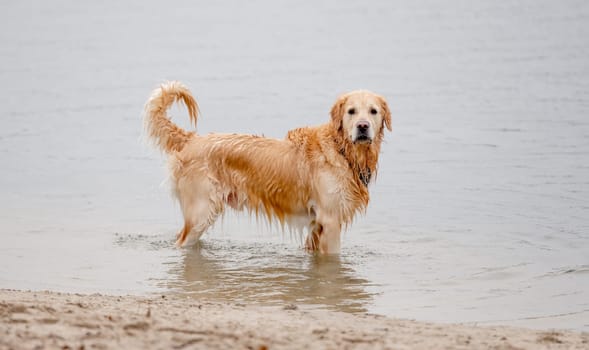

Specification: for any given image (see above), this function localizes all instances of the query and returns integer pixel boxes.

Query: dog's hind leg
[176,221,194,246]
[174,177,223,247]
[176,213,220,247]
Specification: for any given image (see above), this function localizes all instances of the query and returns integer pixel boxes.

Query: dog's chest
[315,170,364,221]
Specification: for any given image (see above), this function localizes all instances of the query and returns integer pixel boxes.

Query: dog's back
[170,133,314,223]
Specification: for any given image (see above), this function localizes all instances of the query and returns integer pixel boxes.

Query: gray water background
[1,0,588,331]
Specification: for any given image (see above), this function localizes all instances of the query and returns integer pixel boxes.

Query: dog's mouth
[353,135,372,144]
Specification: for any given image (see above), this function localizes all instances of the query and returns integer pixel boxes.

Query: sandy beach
[1,289,587,350]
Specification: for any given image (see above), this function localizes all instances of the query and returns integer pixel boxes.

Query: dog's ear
[330,95,347,129]
[379,96,392,131]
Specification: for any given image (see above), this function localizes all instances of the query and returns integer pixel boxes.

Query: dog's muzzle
[353,121,373,144]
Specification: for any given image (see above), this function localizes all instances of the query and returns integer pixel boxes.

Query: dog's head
[330,91,392,145]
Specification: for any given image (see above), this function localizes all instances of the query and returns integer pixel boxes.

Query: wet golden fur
[144,81,391,253]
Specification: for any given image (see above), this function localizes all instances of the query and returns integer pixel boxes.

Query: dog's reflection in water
[163,241,373,313]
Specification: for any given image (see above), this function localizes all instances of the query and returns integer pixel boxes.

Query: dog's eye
[370,108,378,115]
[348,108,356,115]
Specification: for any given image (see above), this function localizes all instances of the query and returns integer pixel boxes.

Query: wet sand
[1,289,587,349]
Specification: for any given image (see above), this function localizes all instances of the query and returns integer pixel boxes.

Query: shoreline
[1,289,587,349]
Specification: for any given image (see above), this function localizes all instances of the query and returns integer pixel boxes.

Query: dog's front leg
[305,221,322,251]
[305,218,341,254]
[317,218,341,254]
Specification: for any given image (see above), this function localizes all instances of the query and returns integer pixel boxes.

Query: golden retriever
[144,81,391,253]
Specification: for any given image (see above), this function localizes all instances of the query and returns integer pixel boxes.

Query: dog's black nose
[357,121,370,132]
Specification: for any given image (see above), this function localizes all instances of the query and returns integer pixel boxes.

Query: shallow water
[1,0,588,331]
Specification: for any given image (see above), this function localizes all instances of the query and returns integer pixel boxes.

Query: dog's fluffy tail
[144,81,199,153]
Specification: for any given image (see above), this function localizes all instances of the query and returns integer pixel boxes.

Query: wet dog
[144,82,391,253]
